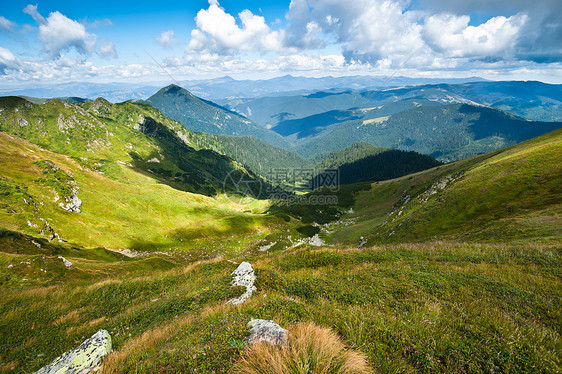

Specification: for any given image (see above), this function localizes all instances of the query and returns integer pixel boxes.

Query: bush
[232,322,372,374]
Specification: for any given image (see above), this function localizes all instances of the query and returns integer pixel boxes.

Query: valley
[0,79,561,373]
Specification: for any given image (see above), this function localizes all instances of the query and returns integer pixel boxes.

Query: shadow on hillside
[459,104,561,141]
[128,115,269,198]
[128,215,266,252]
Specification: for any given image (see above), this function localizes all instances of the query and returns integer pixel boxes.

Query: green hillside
[317,142,391,168]
[305,128,562,246]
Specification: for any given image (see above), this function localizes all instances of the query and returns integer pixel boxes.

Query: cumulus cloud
[423,13,528,59]
[38,11,97,57]
[157,30,177,48]
[0,16,17,33]
[23,4,103,58]
[186,0,284,53]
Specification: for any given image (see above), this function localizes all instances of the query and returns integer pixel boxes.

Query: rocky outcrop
[247,319,288,346]
[227,262,256,305]
[34,329,112,374]
[59,186,82,213]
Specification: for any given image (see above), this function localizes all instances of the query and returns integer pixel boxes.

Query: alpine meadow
[0,0,561,373]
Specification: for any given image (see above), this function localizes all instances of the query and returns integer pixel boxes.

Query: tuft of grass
[232,322,373,374]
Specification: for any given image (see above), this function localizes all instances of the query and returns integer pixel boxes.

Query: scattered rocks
[419,173,463,203]
[247,319,288,346]
[34,329,112,374]
[307,234,324,246]
[58,256,72,268]
[227,262,256,305]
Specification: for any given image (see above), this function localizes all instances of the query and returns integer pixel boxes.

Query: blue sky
[1,0,561,85]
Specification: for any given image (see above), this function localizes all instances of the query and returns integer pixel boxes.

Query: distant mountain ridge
[292,103,562,161]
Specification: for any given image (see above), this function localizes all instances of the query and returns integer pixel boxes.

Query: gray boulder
[227,261,256,305]
[247,319,288,346]
[34,330,112,374]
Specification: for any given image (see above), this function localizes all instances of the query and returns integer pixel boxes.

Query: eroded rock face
[247,319,288,346]
[34,329,112,374]
[227,261,256,305]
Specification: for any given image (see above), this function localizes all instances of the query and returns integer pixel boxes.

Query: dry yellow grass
[232,322,373,374]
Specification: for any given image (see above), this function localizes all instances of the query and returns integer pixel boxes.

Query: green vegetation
[324,128,562,246]
[317,142,389,169]
[0,93,560,373]
[1,234,559,373]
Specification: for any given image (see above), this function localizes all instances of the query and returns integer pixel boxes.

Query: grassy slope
[0,132,280,255]
[328,128,562,245]
[1,236,559,373]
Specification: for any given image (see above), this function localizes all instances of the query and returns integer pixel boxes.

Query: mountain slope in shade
[317,142,389,169]
[312,142,442,186]
[145,84,289,148]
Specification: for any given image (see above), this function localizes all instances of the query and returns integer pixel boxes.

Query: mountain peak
[151,84,198,101]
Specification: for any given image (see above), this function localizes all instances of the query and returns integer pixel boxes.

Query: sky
[0,0,561,86]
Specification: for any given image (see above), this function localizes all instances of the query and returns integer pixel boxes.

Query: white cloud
[157,30,177,48]
[23,5,99,58]
[99,40,117,58]
[0,16,17,33]
[186,1,284,53]
[0,47,21,73]
[423,13,528,58]
[37,11,97,57]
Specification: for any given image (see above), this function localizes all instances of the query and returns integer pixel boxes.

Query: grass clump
[233,322,372,374]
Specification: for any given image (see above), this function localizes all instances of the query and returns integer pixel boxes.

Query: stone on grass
[34,329,112,374]
[227,261,256,305]
[58,256,72,268]
[247,319,288,346]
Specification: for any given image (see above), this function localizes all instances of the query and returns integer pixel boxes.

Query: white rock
[34,330,112,374]
[227,261,256,305]
[247,319,288,346]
